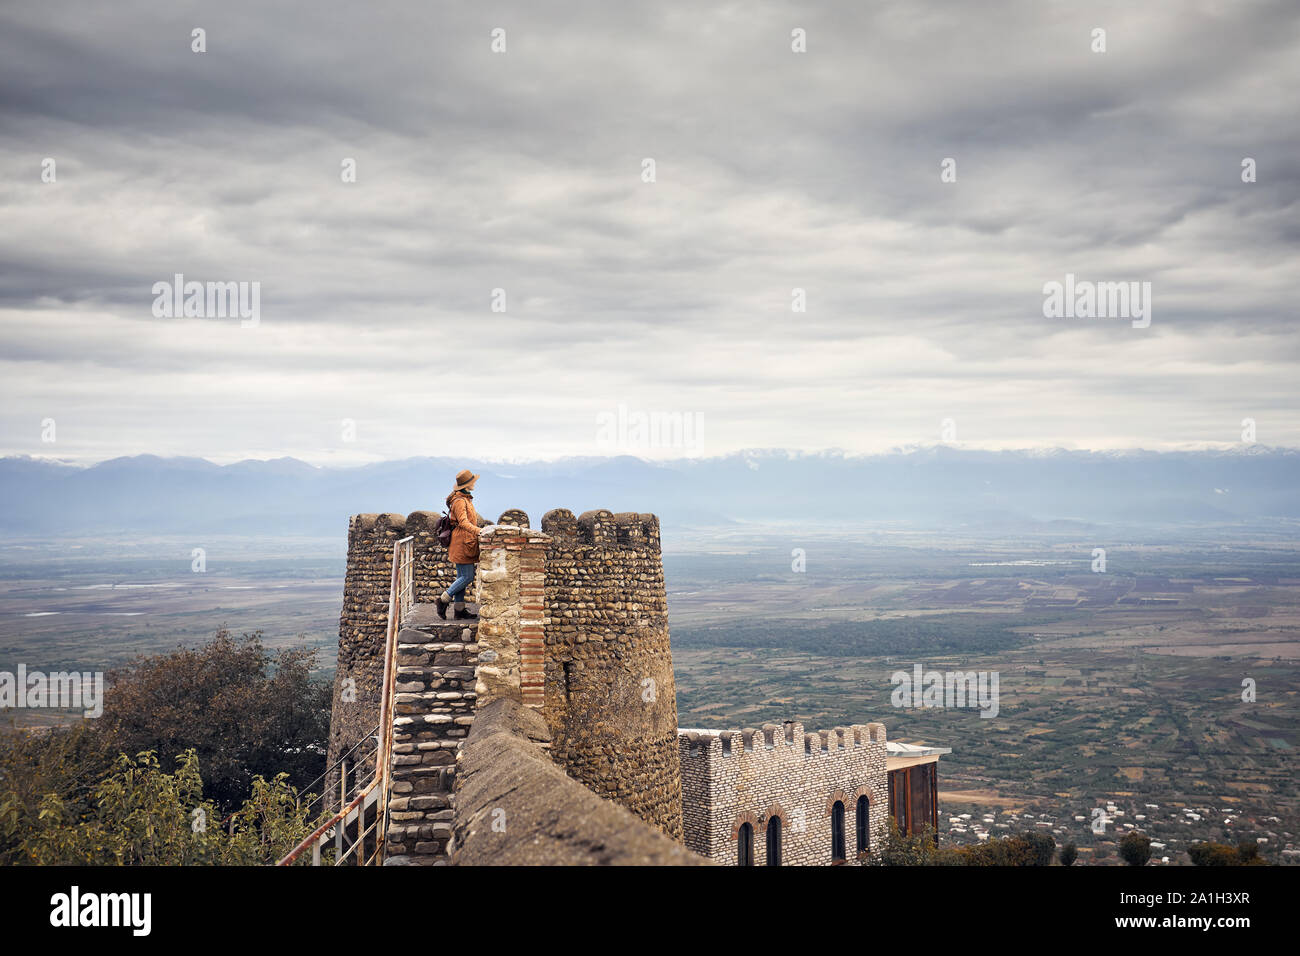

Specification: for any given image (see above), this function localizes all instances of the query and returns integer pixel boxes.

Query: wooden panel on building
[888,762,940,836]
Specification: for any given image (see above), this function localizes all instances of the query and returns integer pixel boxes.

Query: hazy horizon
[5,446,1298,539]
[7,441,1300,470]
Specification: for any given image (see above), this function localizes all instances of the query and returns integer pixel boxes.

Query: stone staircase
[383,605,479,865]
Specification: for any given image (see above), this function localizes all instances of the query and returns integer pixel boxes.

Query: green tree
[1059,842,1078,866]
[0,719,114,862]
[1021,830,1056,866]
[2,630,334,864]
[95,630,331,809]
[1188,841,1268,866]
[1119,831,1152,867]
[962,834,1036,866]
[872,826,1065,867]
[7,748,317,866]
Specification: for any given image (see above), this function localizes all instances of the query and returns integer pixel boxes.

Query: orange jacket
[446,491,482,564]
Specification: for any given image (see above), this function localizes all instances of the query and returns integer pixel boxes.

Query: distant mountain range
[2,447,1298,537]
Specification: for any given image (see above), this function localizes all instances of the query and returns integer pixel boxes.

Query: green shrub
[3,748,317,866]
[1188,840,1268,866]
[1119,831,1152,866]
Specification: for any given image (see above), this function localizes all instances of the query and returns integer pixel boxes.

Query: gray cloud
[1,0,1298,463]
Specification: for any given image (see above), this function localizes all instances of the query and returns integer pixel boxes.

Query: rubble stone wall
[539,508,683,840]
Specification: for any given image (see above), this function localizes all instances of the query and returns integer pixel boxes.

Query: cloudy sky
[2,0,1297,464]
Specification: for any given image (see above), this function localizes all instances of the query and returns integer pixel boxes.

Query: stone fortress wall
[679,721,889,866]
[326,504,682,845]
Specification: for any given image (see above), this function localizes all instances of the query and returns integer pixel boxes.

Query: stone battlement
[542,508,661,549]
[679,721,887,761]
[345,508,660,551]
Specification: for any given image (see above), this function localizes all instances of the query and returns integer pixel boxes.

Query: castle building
[324,506,949,865]
[679,724,950,865]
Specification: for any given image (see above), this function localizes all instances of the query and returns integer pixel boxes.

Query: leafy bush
[1119,831,1152,866]
[1188,840,1268,866]
[870,820,1057,866]
[94,630,331,810]
[3,748,316,865]
[871,820,957,865]
[1,629,333,865]
[1021,830,1057,866]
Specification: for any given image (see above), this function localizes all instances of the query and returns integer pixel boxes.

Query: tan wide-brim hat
[454,469,479,491]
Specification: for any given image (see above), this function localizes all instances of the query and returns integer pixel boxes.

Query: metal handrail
[280,779,377,866]
[276,535,415,866]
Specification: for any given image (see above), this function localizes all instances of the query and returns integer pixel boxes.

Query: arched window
[831,800,846,862]
[765,816,782,866]
[737,822,754,865]
[856,795,870,855]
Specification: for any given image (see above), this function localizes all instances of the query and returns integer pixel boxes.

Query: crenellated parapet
[541,508,661,550]
[496,508,530,528]
[680,721,887,760]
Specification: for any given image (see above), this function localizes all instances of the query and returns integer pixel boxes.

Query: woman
[436,469,483,620]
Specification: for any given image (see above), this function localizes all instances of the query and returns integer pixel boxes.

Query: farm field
[0,534,346,680]
[666,526,1300,863]
[1,523,1296,862]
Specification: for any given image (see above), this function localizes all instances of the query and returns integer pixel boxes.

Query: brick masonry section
[679,722,889,866]
[475,525,549,709]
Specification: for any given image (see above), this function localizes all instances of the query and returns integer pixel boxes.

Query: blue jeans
[446,563,476,601]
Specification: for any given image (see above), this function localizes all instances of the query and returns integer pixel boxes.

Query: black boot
[435,595,449,619]
[453,603,475,620]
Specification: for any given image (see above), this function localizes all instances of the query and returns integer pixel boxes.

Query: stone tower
[538,508,682,839]
[325,505,683,846]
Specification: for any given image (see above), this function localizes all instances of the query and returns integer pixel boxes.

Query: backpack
[435,511,454,548]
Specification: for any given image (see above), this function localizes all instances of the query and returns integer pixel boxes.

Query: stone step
[393,713,473,728]
[404,603,481,631]
[392,737,466,751]
[396,667,476,681]
[398,629,477,648]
